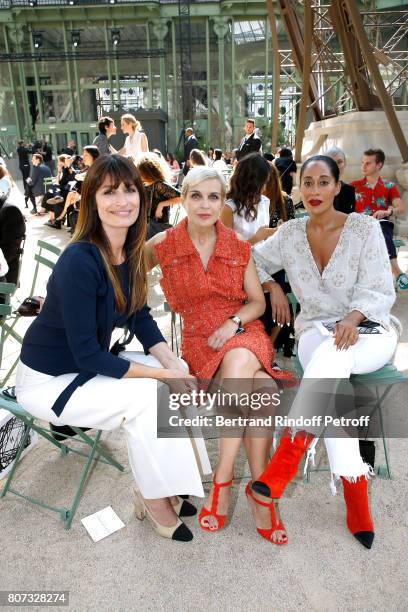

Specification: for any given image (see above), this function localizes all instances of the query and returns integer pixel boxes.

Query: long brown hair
[72,155,148,314]
[264,162,287,222]
[226,153,270,221]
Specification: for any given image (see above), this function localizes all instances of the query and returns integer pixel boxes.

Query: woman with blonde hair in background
[120,113,149,158]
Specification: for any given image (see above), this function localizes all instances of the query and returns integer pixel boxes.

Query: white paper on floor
[81,506,125,542]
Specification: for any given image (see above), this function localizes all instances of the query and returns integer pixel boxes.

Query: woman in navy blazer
[16,155,206,542]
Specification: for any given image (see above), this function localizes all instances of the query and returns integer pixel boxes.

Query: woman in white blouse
[251,155,400,550]
[120,114,149,159]
[221,153,275,245]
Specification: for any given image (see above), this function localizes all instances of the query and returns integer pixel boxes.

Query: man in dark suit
[26,153,52,214]
[0,196,26,285]
[236,119,262,161]
[183,127,199,175]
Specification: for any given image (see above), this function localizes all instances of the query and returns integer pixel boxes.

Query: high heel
[252,430,314,499]
[133,490,193,542]
[198,477,233,532]
[341,476,374,549]
[171,496,197,517]
[245,482,288,545]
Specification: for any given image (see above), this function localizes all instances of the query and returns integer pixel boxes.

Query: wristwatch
[229,315,241,328]
[388,208,393,217]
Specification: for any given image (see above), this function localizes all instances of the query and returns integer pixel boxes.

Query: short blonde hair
[181,167,226,200]
[121,113,141,132]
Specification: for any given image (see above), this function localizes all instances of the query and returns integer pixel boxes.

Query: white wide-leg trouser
[294,325,398,488]
[15,352,206,499]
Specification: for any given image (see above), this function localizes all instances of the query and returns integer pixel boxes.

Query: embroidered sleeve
[349,220,395,327]
[252,229,284,284]
[155,181,180,202]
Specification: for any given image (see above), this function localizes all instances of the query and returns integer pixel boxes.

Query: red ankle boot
[341,476,374,549]
[252,430,314,499]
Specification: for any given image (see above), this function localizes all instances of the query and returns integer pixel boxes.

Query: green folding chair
[163,301,182,357]
[393,238,405,251]
[286,291,407,480]
[291,352,408,481]
[0,240,62,387]
[0,392,124,530]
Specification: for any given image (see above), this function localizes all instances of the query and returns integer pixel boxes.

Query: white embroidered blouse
[253,213,400,337]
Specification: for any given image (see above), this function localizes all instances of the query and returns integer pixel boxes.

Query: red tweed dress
[154,218,295,385]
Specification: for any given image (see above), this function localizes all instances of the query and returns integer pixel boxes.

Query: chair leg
[1,419,33,498]
[64,430,102,530]
[377,396,392,479]
[70,428,124,471]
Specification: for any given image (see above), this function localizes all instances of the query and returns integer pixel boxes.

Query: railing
[0,0,218,8]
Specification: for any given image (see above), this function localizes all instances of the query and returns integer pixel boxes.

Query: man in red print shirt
[351,148,407,291]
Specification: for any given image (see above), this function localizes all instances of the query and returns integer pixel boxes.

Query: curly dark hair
[226,153,270,221]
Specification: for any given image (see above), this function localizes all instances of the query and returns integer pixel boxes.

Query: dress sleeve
[349,220,395,327]
[252,228,285,284]
[155,181,181,201]
[54,248,130,378]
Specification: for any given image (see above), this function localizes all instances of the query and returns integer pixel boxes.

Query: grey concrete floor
[0,184,407,612]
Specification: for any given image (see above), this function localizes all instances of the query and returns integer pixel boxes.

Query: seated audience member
[135,152,181,239]
[61,139,77,156]
[188,149,207,169]
[145,166,294,545]
[220,153,275,246]
[15,155,206,542]
[26,153,52,215]
[207,148,215,166]
[274,148,297,196]
[52,146,100,230]
[212,149,229,174]
[262,162,296,354]
[251,155,400,550]
[165,152,180,172]
[93,116,117,156]
[325,146,355,214]
[0,176,26,284]
[165,152,181,184]
[351,148,407,291]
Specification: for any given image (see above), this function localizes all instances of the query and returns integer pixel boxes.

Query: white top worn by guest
[225,195,270,240]
[124,131,149,159]
[253,212,400,337]
[0,248,9,277]
[213,158,229,173]
[0,175,12,199]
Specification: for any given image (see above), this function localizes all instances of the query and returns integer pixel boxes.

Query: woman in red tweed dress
[145,167,295,544]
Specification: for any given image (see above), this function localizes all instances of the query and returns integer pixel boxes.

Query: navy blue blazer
[21,241,165,416]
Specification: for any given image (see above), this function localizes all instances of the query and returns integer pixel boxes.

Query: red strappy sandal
[245,482,288,545]
[198,477,233,532]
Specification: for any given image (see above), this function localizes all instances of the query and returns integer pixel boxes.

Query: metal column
[266,0,281,152]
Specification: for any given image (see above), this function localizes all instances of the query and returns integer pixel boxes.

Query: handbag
[16,296,44,317]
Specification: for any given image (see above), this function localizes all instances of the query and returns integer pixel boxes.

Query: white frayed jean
[293,324,398,490]
[15,352,208,499]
